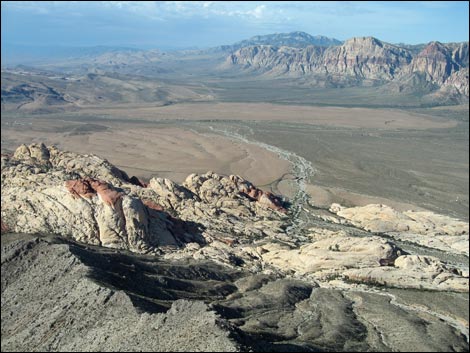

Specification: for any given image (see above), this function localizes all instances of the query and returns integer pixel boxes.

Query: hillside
[1,143,469,351]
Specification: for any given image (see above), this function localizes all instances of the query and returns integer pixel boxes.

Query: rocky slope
[224,37,469,101]
[1,144,469,351]
[404,42,465,84]
[1,70,210,113]
[4,233,468,352]
[1,234,241,352]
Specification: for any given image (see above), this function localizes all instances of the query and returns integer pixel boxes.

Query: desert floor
[2,102,468,220]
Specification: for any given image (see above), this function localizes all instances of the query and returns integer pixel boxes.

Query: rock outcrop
[2,144,470,351]
[1,144,288,263]
[1,144,468,293]
[330,203,469,255]
[259,226,468,292]
[343,254,468,292]
[65,178,124,207]
[404,42,468,84]
[224,37,413,82]
[323,37,413,81]
[3,233,468,352]
[432,67,470,102]
[224,37,469,100]
[261,233,400,274]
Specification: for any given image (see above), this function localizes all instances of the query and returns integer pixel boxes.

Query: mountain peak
[344,36,383,45]
[232,31,342,49]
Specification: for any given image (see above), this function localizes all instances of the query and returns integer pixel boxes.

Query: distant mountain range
[1,44,142,65]
[1,32,342,65]
[219,31,342,51]
[2,32,469,106]
[223,35,469,103]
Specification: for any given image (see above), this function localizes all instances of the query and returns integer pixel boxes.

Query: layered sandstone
[1,144,468,293]
[330,203,469,255]
[1,144,287,262]
[224,37,469,99]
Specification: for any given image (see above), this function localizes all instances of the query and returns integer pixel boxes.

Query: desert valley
[1,3,469,352]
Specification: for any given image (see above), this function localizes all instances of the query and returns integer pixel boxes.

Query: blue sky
[2,1,469,50]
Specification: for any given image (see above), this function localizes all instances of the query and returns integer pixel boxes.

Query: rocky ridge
[1,143,468,292]
[4,233,469,352]
[224,37,469,100]
[1,143,469,351]
[1,234,241,352]
[1,143,289,265]
[221,31,342,51]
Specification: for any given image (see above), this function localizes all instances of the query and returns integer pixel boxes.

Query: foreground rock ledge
[2,232,469,352]
[1,143,468,293]
[2,144,469,352]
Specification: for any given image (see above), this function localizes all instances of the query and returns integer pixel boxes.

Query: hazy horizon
[2,1,469,53]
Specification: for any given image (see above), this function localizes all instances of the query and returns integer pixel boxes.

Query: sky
[1,1,469,50]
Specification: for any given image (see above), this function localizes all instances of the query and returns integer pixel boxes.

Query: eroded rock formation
[330,203,469,255]
[2,143,468,294]
[2,143,470,352]
[224,37,469,100]
[1,143,287,260]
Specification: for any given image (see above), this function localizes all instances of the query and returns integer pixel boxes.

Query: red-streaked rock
[89,179,123,207]
[65,178,123,207]
[143,199,165,212]
[65,179,96,199]
[233,176,286,213]
[1,219,9,234]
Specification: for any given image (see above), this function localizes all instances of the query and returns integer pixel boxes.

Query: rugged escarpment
[2,144,469,352]
[1,143,289,264]
[224,37,469,101]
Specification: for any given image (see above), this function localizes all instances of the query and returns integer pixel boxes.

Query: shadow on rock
[67,240,241,313]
